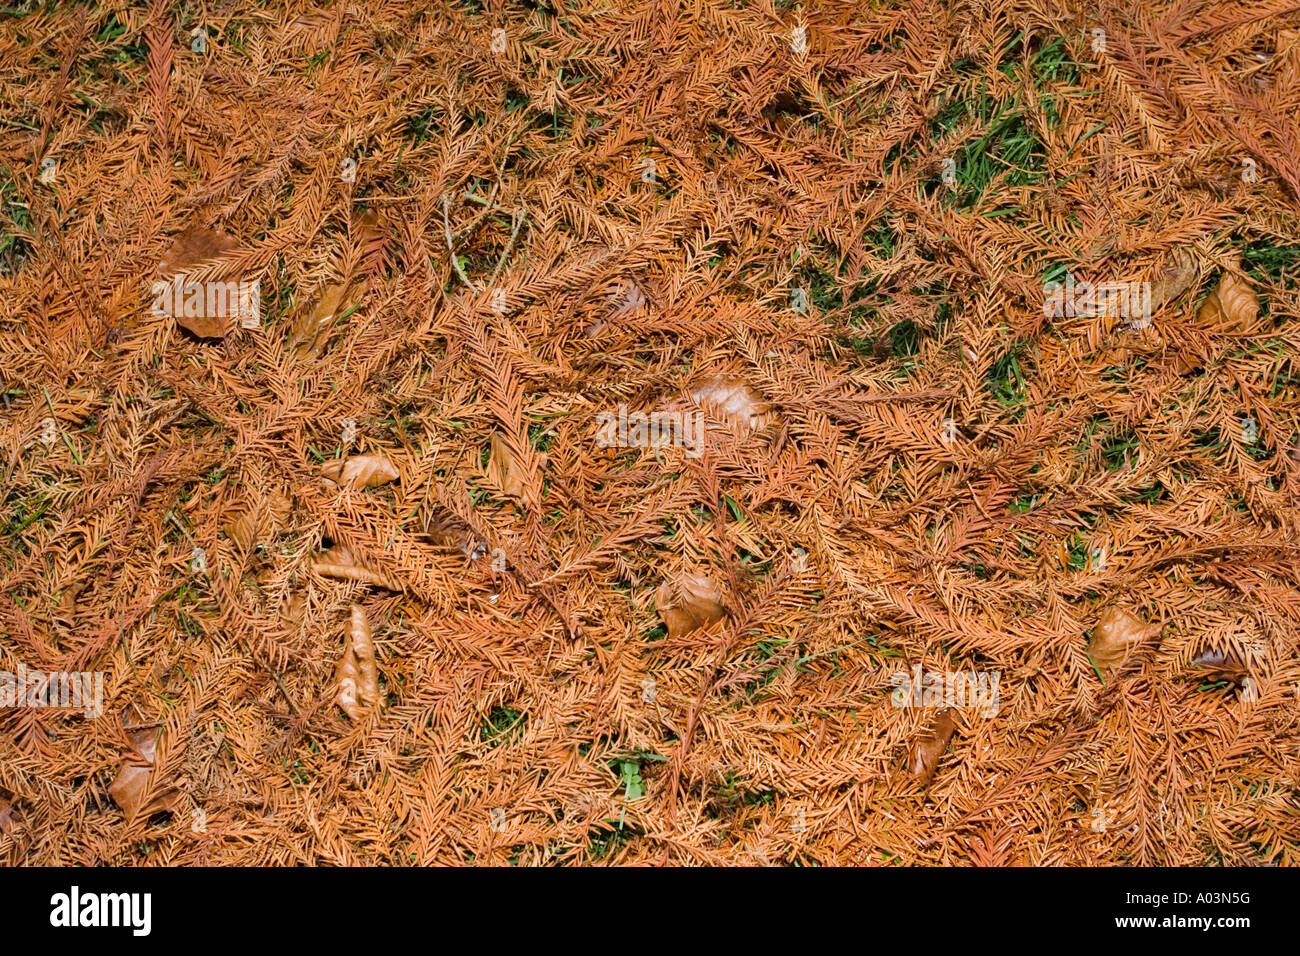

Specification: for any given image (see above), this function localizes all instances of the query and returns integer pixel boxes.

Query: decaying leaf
[157,224,241,276]
[56,581,85,622]
[655,571,727,639]
[1148,246,1200,314]
[289,280,354,358]
[421,505,487,560]
[322,454,399,489]
[224,488,291,551]
[353,208,390,277]
[1191,648,1248,687]
[284,591,307,625]
[689,375,777,435]
[609,279,647,317]
[312,543,401,591]
[487,431,526,499]
[335,603,379,721]
[155,224,244,339]
[910,708,958,786]
[1196,260,1259,332]
[108,728,182,822]
[288,209,382,357]
[1089,606,1161,674]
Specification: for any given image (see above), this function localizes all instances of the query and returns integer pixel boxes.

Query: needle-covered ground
[1,0,1299,865]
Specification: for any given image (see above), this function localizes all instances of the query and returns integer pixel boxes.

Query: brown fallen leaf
[289,280,354,358]
[312,543,401,591]
[1148,246,1200,314]
[910,708,958,786]
[56,580,85,622]
[609,279,648,317]
[335,603,379,721]
[108,728,182,822]
[1170,348,1204,377]
[689,375,777,436]
[1089,606,1161,674]
[655,571,727,639]
[422,505,487,560]
[289,209,381,357]
[224,488,291,552]
[487,431,526,499]
[0,797,17,837]
[353,208,389,278]
[1196,259,1259,332]
[155,224,244,339]
[284,591,307,625]
[321,454,399,489]
[1191,648,1248,687]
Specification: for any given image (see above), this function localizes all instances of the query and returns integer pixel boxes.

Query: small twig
[443,195,478,293]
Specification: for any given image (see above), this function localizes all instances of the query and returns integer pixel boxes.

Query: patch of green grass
[528,422,554,453]
[889,317,921,358]
[0,171,34,271]
[1009,492,1039,513]
[1101,429,1138,470]
[1240,239,1300,287]
[1191,427,1224,454]
[480,705,526,745]
[717,771,777,809]
[987,342,1029,410]
[406,105,439,144]
[925,35,1080,211]
[585,819,638,860]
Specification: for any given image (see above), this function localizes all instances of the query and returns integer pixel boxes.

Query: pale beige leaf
[155,224,243,339]
[689,375,777,435]
[312,543,401,591]
[336,603,378,721]
[422,505,487,560]
[1148,246,1200,314]
[290,280,353,358]
[224,488,291,551]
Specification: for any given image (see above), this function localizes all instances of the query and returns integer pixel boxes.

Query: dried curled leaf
[321,454,399,489]
[312,543,401,591]
[108,728,182,822]
[910,708,958,786]
[689,375,777,435]
[223,488,291,551]
[155,224,243,339]
[1089,606,1161,674]
[487,431,526,499]
[421,505,487,560]
[335,604,379,721]
[655,572,727,639]
[1148,246,1200,314]
[1196,262,1259,332]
